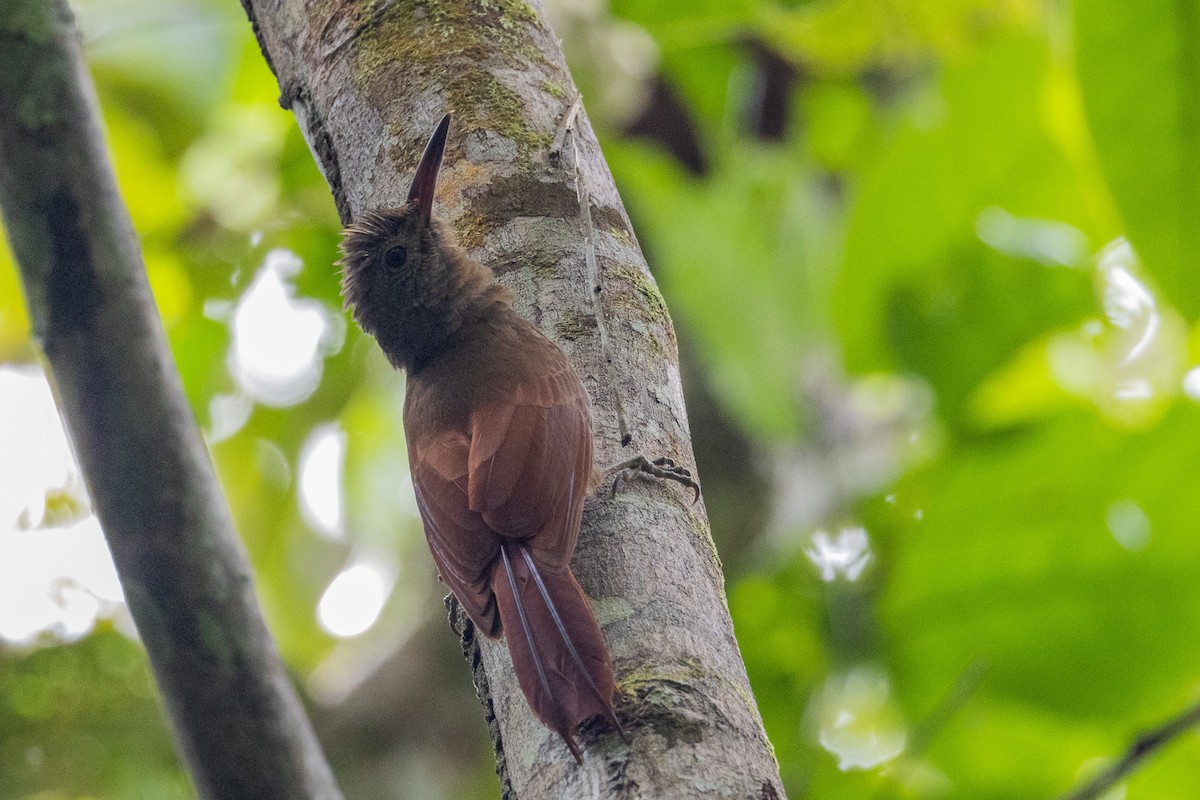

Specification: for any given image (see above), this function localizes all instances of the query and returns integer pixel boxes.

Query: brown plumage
[339,114,622,761]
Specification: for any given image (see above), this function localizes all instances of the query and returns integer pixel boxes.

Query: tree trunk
[0,3,343,798]
[238,1,785,797]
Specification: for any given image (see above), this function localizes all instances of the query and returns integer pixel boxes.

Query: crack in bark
[446,594,514,798]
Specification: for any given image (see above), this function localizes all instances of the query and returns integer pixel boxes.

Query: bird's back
[403,309,594,624]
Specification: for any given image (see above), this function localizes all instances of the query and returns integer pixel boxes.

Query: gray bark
[0,3,343,798]
[238,0,785,797]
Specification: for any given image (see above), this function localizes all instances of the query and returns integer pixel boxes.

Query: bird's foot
[606,455,700,504]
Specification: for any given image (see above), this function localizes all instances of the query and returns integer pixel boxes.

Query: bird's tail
[491,540,624,762]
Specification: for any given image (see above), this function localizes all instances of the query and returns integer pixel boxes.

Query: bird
[338,113,629,762]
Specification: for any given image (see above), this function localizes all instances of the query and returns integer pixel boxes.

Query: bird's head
[339,113,451,335]
[339,114,502,372]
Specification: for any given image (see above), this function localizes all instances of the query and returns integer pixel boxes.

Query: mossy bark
[0,2,343,798]
[239,0,785,797]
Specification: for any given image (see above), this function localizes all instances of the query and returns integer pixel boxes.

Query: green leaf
[610,139,832,440]
[1074,0,1200,317]
[886,247,1092,422]
[876,407,1200,791]
[835,32,1099,376]
[0,243,31,361]
[0,630,188,799]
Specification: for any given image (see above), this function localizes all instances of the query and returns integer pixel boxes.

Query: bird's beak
[407,113,450,228]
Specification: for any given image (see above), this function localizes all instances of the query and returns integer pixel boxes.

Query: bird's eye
[383,245,407,270]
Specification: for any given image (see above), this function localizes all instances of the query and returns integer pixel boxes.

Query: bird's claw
[607,455,700,505]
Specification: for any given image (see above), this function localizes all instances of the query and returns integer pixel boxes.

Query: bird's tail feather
[492,541,623,762]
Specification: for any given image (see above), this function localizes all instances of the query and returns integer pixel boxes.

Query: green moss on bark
[554,309,597,341]
[352,0,552,161]
[610,262,672,328]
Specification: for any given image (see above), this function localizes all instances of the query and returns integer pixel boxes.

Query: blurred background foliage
[1,0,1198,797]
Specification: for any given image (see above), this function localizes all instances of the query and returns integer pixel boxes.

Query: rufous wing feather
[407,352,622,756]
[467,363,593,569]
[410,430,502,636]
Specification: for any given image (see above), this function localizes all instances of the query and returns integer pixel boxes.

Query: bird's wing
[408,358,592,632]
[467,363,593,572]
[410,428,502,636]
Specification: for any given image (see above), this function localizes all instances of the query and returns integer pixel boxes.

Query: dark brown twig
[1057,698,1200,800]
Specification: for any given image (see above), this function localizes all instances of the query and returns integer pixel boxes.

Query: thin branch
[1058,698,1200,800]
[872,659,988,800]
[0,3,342,798]
[906,659,989,758]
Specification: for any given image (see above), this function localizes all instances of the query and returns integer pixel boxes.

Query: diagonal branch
[0,2,342,798]
[1058,698,1200,800]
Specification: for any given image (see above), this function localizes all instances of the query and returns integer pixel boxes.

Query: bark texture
[0,3,343,799]
[238,1,785,796]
